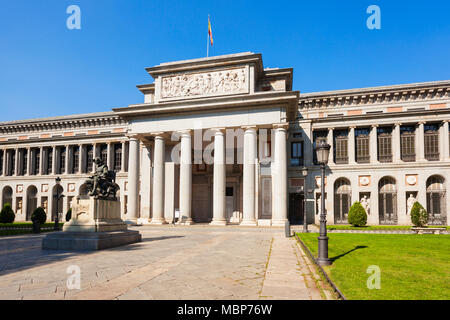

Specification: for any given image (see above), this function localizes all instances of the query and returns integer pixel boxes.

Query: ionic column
[443,121,450,160]
[127,138,140,224]
[417,122,425,161]
[14,148,19,176]
[64,145,70,174]
[272,124,288,226]
[241,126,257,226]
[107,142,114,170]
[92,143,98,173]
[25,148,31,176]
[370,125,379,163]
[393,123,402,163]
[151,134,166,224]
[179,131,193,224]
[39,147,44,175]
[51,146,57,175]
[1,149,6,176]
[348,126,356,164]
[211,129,226,225]
[79,144,85,173]
[327,128,334,165]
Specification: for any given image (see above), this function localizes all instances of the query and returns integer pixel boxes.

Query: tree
[348,201,367,227]
[66,208,72,222]
[31,207,47,225]
[0,203,15,223]
[410,201,428,227]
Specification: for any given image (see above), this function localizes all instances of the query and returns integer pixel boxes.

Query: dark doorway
[289,193,304,225]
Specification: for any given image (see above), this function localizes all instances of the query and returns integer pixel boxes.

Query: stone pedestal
[42,198,141,250]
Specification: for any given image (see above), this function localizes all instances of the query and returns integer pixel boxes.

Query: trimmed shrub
[0,203,15,223]
[66,208,72,222]
[410,202,428,227]
[348,201,367,227]
[31,207,47,225]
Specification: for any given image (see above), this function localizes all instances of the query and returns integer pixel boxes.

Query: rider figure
[89,157,109,197]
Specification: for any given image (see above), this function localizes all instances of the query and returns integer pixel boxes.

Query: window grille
[377,127,392,163]
[356,128,370,163]
[424,124,439,161]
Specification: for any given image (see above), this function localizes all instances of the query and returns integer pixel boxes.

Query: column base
[137,218,151,225]
[178,218,194,225]
[240,219,257,226]
[271,219,288,227]
[125,219,140,226]
[210,219,227,226]
[150,218,167,225]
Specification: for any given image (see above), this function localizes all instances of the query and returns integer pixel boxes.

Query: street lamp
[54,177,65,231]
[301,167,308,233]
[315,139,331,266]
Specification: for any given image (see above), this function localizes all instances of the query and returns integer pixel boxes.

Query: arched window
[379,177,397,224]
[101,145,108,165]
[86,146,94,172]
[2,186,13,208]
[52,184,64,221]
[426,175,446,225]
[334,178,351,224]
[26,186,38,221]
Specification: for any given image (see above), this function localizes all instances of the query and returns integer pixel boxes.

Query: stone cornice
[0,112,127,135]
[113,90,300,121]
[299,80,450,109]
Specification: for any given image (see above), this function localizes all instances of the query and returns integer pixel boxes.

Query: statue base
[42,198,141,250]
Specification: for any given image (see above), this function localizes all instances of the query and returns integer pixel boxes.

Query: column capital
[177,129,192,136]
[272,123,289,130]
[349,125,356,129]
[371,124,379,128]
[242,125,258,132]
[394,122,402,127]
[418,120,426,125]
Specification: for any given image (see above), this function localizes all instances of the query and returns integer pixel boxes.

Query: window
[426,176,446,225]
[47,148,53,175]
[11,151,16,176]
[313,131,328,164]
[377,127,392,163]
[72,146,80,174]
[290,141,304,166]
[100,145,108,165]
[86,146,94,172]
[424,124,439,161]
[355,128,370,163]
[59,147,66,174]
[34,150,39,175]
[334,179,351,224]
[334,130,348,164]
[378,177,397,224]
[0,150,3,175]
[21,150,27,176]
[400,126,415,162]
[114,144,122,171]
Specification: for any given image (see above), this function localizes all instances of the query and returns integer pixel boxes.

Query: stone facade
[1,52,449,226]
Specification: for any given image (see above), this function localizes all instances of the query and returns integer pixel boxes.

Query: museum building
[0,52,448,226]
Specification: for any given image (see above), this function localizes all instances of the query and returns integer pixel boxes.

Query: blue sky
[0,0,449,122]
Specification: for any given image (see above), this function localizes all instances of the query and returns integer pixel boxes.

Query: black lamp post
[315,139,331,266]
[54,177,65,231]
[301,167,308,233]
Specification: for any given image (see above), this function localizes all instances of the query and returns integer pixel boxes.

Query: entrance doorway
[289,193,304,225]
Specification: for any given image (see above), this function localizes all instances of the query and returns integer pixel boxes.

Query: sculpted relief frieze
[160,67,248,99]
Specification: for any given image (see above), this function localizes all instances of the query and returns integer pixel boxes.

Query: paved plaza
[0,226,334,300]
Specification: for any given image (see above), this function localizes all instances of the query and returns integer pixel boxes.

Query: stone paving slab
[0,226,332,300]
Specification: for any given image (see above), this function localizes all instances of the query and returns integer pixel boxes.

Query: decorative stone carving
[161,68,248,99]
[406,175,417,186]
[359,176,370,186]
[407,194,417,215]
[360,195,370,215]
[16,185,23,193]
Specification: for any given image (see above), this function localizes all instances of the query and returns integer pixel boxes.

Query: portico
[114,53,299,226]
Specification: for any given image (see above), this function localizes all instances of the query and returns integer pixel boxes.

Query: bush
[410,202,428,227]
[348,201,367,227]
[31,207,47,224]
[0,203,15,223]
[66,208,72,222]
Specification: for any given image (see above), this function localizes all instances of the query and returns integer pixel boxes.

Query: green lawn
[298,233,450,300]
[0,222,64,236]
[325,225,450,231]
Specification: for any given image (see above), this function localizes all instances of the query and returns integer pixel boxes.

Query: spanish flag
[208,16,213,46]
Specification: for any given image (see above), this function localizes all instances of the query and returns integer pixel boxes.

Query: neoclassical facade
[0,52,448,226]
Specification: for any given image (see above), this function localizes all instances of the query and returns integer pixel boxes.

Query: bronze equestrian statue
[85,157,119,199]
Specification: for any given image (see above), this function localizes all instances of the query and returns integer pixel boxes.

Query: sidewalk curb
[294,233,346,300]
